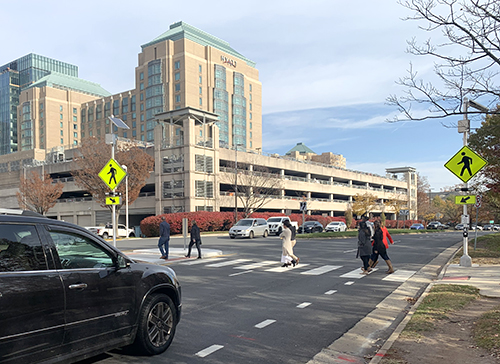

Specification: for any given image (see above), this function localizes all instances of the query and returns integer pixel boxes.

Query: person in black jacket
[186,220,202,259]
[370,220,394,274]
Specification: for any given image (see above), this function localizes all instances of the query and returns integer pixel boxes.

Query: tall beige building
[75,21,262,151]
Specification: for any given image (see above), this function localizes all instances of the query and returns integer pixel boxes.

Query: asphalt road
[78,231,470,364]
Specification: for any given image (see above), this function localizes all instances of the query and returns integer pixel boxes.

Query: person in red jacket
[369,220,395,274]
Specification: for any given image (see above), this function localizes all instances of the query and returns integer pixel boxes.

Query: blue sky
[1,0,479,190]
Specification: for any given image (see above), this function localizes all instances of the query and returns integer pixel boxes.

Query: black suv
[0,209,181,364]
[298,221,324,233]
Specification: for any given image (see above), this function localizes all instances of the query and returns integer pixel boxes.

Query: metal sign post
[474,195,482,251]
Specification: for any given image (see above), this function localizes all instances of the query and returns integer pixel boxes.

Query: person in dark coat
[357,220,372,274]
[158,216,170,259]
[370,220,394,274]
[186,220,202,259]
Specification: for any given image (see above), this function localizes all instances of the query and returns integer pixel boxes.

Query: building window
[250,103,252,111]
[140,83,144,90]
[250,132,252,139]
[73,116,77,122]
[141,114,144,122]
[140,104,144,111]
[132,112,136,119]
[73,108,77,114]
[40,103,44,110]
[96,104,102,119]
[113,100,119,115]
[199,86,202,94]
[195,155,213,173]
[60,114,63,120]
[61,138,63,144]
[195,181,213,198]
[175,72,180,81]
[199,98,202,106]
[250,113,252,120]
[60,122,63,128]
[199,76,202,84]
[175,95,181,103]
[199,65,202,73]
[175,83,181,92]
[132,130,137,137]
[123,132,127,138]
[73,124,77,130]
[140,93,144,101]
[60,130,63,136]
[74,132,78,138]
[249,84,252,92]
[174,61,180,70]
[60,105,63,111]
[140,72,144,80]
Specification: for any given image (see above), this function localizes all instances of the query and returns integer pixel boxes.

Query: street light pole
[234,144,238,224]
[122,164,129,235]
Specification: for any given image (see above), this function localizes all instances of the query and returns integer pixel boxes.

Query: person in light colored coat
[280,220,299,267]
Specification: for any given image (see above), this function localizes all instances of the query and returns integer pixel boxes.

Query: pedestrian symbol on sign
[458,152,473,177]
[98,159,127,190]
[107,164,117,185]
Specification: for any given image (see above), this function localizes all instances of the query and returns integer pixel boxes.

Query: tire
[263,230,268,238]
[230,235,235,239]
[132,294,177,355]
[129,232,136,237]
[102,232,109,239]
[249,230,254,239]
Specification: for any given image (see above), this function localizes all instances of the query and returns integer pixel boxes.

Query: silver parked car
[229,218,269,239]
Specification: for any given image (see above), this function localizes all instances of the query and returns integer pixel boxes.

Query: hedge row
[139,211,422,237]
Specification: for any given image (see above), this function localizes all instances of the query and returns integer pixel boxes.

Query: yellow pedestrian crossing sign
[106,196,121,205]
[99,159,127,190]
[444,146,487,183]
[455,195,476,205]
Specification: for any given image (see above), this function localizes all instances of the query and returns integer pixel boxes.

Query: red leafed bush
[140,211,420,237]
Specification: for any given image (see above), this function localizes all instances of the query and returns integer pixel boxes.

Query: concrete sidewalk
[123,247,224,264]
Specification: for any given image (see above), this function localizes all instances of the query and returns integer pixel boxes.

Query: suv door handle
[69,283,88,290]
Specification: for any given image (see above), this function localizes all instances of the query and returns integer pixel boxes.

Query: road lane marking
[344,281,355,285]
[205,259,251,267]
[229,270,253,277]
[265,263,310,272]
[382,269,416,282]
[343,249,358,253]
[301,265,342,275]
[325,290,337,295]
[297,302,312,309]
[181,257,226,265]
[234,261,276,270]
[255,319,276,329]
[340,268,379,279]
[195,344,224,357]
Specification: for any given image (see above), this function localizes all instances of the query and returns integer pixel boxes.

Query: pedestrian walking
[369,220,394,274]
[186,220,202,259]
[280,220,299,267]
[357,220,372,274]
[158,216,170,260]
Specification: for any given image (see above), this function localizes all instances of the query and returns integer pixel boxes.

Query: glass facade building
[0,54,78,155]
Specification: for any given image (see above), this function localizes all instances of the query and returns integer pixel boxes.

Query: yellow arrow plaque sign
[455,195,477,205]
[106,196,121,205]
[444,146,487,183]
[98,159,127,190]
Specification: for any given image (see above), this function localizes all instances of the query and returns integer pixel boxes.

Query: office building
[0,54,79,155]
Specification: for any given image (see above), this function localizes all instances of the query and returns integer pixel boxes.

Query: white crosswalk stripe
[340,268,379,279]
[382,269,416,282]
[181,257,227,265]
[265,264,310,272]
[234,261,277,270]
[205,259,252,268]
[301,265,342,276]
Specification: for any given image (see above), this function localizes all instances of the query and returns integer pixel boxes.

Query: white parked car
[92,224,135,239]
[229,218,269,239]
[325,221,347,232]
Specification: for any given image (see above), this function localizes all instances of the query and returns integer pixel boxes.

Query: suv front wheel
[132,294,177,355]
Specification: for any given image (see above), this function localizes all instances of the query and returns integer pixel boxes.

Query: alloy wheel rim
[147,302,173,347]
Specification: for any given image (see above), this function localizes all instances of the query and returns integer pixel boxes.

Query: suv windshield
[235,220,253,226]
[267,218,282,223]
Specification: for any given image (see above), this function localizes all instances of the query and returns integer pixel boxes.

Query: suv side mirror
[116,255,130,269]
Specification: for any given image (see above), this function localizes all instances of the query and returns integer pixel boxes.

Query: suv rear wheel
[102,232,109,239]
[132,294,177,355]
[263,230,268,238]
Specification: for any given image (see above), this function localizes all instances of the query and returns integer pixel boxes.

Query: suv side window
[0,224,47,272]
[48,230,115,269]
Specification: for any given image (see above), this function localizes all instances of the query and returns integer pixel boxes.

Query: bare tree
[222,160,284,217]
[17,171,63,215]
[387,0,500,122]
[72,137,154,216]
